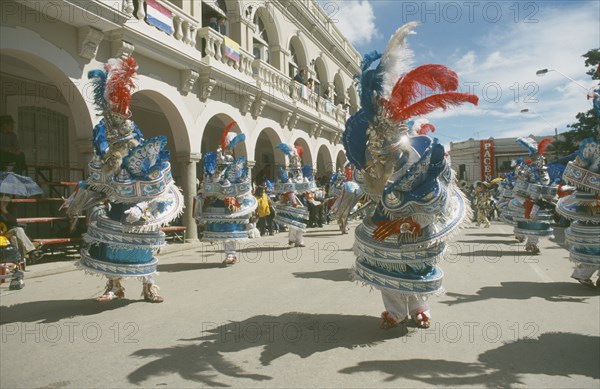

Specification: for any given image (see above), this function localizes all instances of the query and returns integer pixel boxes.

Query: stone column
[247,160,256,184]
[176,152,202,242]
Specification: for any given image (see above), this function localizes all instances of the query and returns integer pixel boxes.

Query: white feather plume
[381,21,420,99]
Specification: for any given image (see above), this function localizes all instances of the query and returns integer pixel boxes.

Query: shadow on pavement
[441,281,599,306]
[293,269,352,283]
[465,233,515,237]
[0,298,138,324]
[157,262,229,272]
[303,232,346,238]
[454,249,534,258]
[455,239,522,245]
[338,332,599,386]
[128,312,405,386]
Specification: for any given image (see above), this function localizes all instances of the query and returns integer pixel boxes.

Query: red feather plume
[537,138,553,155]
[219,121,237,148]
[417,123,436,135]
[295,145,304,157]
[525,159,532,164]
[389,64,459,110]
[105,56,138,115]
[390,92,479,121]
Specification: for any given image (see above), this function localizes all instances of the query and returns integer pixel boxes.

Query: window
[17,106,69,167]
[253,14,269,63]
[288,44,298,78]
[459,164,466,180]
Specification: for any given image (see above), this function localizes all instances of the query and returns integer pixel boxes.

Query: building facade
[449,134,562,185]
[0,0,362,241]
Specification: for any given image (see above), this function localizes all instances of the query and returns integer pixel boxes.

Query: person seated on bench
[0,195,40,261]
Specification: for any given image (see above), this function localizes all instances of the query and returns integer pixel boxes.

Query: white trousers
[223,240,237,256]
[571,263,600,280]
[288,226,304,245]
[106,275,155,284]
[381,289,430,321]
[8,227,36,254]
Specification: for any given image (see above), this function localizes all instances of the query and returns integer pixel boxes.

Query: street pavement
[1,220,599,388]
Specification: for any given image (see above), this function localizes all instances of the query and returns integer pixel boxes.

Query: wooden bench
[33,237,83,247]
[31,237,83,260]
[161,226,187,243]
[17,216,85,224]
[9,198,64,203]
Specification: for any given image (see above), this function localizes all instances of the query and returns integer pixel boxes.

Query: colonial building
[0,0,361,241]
[449,134,562,185]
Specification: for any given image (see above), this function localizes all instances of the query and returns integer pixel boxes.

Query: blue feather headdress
[302,165,314,180]
[203,151,218,176]
[88,69,108,113]
[227,133,246,150]
[516,137,538,155]
[276,143,294,156]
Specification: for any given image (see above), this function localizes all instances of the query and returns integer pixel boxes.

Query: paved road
[1,221,599,388]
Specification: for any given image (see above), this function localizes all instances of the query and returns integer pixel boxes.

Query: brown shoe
[142,283,164,303]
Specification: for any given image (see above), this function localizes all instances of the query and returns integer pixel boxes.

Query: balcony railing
[126,0,199,49]
[252,59,291,98]
[116,0,347,128]
[197,27,254,77]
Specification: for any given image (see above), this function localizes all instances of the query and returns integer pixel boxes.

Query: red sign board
[480,140,495,181]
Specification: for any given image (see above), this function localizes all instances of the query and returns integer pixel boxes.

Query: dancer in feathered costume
[196,122,257,264]
[473,181,492,228]
[63,56,184,302]
[273,143,316,247]
[556,137,600,287]
[330,164,365,234]
[344,22,478,329]
[497,161,527,242]
[507,137,558,254]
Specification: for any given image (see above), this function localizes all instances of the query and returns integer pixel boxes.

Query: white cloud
[327,0,378,46]
[455,51,476,74]
[430,3,599,141]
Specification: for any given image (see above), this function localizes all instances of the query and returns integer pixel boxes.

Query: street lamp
[520,108,559,159]
[536,68,589,91]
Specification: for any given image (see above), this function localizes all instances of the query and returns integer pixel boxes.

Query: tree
[550,48,599,157]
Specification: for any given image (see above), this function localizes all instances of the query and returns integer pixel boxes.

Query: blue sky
[321,0,600,145]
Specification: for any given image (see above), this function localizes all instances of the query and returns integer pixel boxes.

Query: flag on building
[146,0,174,35]
[223,37,240,62]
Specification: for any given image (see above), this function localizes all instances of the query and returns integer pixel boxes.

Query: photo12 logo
[399,2,539,24]
[1,322,140,344]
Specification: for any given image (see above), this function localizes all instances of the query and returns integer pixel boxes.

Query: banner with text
[480,139,495,181]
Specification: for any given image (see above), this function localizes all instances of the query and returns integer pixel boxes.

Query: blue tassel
[343,109,369,169]
[92,120,109,157]
[276,143,293,156]
[278,166,289,182]
[203,152,218,175]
